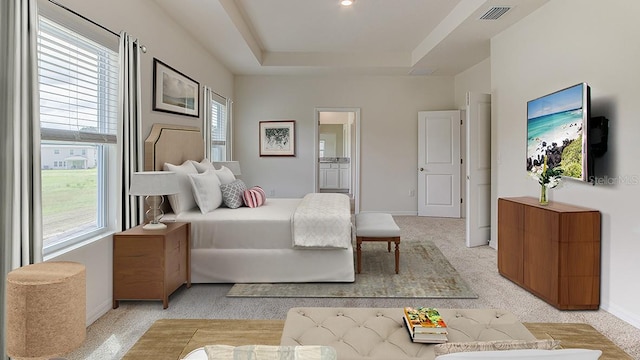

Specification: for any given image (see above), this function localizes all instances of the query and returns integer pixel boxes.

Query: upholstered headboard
[144,123,205,171]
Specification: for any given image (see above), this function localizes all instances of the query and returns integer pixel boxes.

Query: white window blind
[210,92,228,161]
[37,16,119,144]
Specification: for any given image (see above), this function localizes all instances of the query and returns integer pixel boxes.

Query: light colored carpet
[227,241,478,298]
[63,216,640,360]
[124,319,631,360]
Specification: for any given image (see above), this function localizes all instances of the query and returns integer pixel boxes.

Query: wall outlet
[269,189,276,196]
[409,189,415,197]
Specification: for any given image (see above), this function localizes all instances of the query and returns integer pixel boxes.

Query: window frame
[204,88,232,161]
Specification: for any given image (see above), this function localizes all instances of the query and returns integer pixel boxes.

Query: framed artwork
[153,58,199,117]
[259,120,296,156]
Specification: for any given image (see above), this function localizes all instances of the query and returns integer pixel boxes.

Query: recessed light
[340,0,354,6]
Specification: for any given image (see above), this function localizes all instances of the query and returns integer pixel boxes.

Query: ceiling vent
[479,6,512,20]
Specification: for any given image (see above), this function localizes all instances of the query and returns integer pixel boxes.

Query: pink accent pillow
[243,186,266,208]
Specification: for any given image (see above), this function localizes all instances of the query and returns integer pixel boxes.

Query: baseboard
[87,298,113,326]
[600,300,640,330]
[358,211,417,216]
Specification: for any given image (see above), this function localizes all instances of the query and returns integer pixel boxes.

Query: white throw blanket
[292,193,352,248]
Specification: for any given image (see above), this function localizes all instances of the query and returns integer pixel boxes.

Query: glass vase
[539,185,548,205]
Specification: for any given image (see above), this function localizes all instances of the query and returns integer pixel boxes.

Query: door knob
[419,167,424,172]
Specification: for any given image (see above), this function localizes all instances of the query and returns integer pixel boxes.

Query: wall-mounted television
[526,82,593,182]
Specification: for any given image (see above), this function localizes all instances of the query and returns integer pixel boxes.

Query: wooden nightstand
[113,222,191,309]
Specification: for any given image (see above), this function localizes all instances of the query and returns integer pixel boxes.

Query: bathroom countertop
[319,157,350,164]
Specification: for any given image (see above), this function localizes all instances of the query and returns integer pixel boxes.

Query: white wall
[234,75,455,213]
[54,0,234,137]
[46,0,234,324]
[491,0,640,328]
[454,58,491,110]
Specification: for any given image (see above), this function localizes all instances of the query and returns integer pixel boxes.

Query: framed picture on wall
[153,58,199,117]
[259,120,296,156]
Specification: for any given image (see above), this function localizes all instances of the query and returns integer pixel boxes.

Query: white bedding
[167,198,301,249]
[292,193,351,248]
[162,194,355,283]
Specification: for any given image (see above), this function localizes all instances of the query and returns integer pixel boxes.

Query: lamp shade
[212,161,242,176]
[6,261,86,359]
[129,171,180,196]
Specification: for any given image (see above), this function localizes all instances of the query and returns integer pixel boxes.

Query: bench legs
[356,236,401,274]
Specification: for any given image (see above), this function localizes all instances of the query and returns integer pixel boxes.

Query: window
[37,14,119,254]
[209,93,230,161]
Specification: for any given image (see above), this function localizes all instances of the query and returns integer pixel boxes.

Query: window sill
[44,229,116,261]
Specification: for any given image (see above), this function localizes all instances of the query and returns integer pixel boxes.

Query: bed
[144,123,355,283]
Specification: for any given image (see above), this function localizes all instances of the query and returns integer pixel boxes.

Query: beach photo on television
[526,85,584,178]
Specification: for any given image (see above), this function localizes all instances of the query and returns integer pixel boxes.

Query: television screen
[526,83,590,181]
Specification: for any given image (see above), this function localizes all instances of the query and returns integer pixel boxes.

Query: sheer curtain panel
[118,32,144,231]
[203,86,213,160]
[0,0,43,358]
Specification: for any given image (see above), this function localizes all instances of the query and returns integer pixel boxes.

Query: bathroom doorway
[314,108,360,213]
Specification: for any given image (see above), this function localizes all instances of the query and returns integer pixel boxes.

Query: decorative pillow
[243,186,266,208]
[435,349,602,360]
[191,159,236,184]
[180,347,209,360]
[434,339,561,356]
[162,160,198,214]
[212,165,236,185]
[220,179,247,209]
[203,345,337,360]
[191,158,216,173]
[188,170,223,214]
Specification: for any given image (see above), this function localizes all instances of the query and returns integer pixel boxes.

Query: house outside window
[37,10,119,254]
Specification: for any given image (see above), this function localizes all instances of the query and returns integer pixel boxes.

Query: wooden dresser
[113,222,190,309]
[497,197,600,310]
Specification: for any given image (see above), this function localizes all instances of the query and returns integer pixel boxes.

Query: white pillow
[434,340,560,356]
[191,159,235,184]
[203,345,337,360]
[213,165,236,185]
[163,160,198,214]
[435,349,602,360]
[191,158,215,173]
[188,170,223,214]
[181,347,209,360]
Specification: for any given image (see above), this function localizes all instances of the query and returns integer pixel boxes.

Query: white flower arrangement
[530,155,563,189]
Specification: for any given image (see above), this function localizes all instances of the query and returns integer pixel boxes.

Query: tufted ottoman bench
[280,307,537,360]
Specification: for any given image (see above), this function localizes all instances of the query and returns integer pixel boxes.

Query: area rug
[123,319,631,360]
[226,240,478,298]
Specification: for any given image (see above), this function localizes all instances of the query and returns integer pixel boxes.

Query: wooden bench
[355,213,400,274]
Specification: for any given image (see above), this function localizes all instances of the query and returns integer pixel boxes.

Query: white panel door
[418,111,461,217]
[465,93,492,247]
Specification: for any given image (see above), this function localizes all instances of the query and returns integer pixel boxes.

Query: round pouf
[6,261,86,359]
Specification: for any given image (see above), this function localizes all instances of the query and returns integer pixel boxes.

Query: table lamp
[6,261,86,360]
[129,171,179,230]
